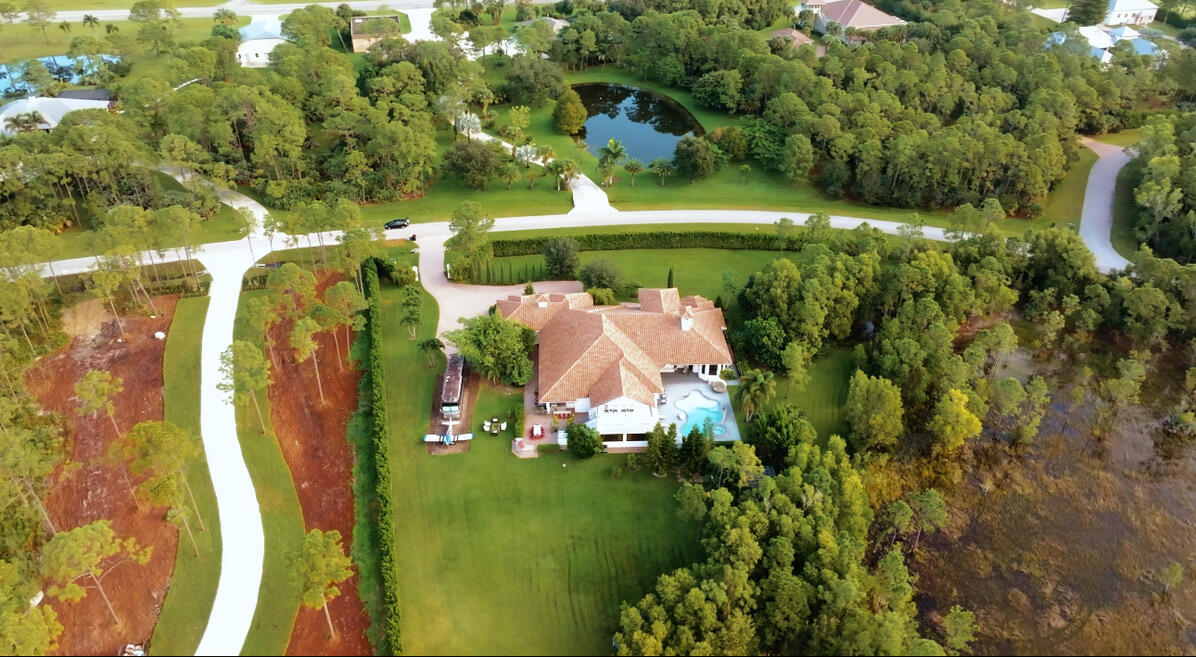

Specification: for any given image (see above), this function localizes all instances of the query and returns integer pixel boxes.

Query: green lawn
[20,0,212,11]
[150,296,223,656]
[775,347,854,441]
[1040,147,1096,229]
[1,16,249,63]
[1110,158,1141,261]
[233,290,306,657]
[492,248,788,300]
[1096,129,1142,148]
[378,254,699,655]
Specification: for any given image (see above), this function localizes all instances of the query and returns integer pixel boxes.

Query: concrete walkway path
[1078,138,1133,273]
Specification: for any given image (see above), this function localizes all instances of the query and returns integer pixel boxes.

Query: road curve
[1078,138,1133,273]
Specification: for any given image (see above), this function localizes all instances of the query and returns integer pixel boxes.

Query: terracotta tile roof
[771,28,815,46]
[819,0,905,29]
[495,292,592,331]
[508,289,734,405]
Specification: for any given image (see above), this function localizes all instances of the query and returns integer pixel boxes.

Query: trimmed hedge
[491,230,799,258]
[361,258,402,654]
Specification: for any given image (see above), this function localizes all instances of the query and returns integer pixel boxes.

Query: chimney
[680,315,693,331]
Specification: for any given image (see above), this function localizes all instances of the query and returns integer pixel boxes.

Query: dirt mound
[267,274,371,656]
[60,298,114,339]
[25,296,182,657]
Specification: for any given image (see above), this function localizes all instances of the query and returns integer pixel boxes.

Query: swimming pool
[675,390,727,436]
[681,406,727,436]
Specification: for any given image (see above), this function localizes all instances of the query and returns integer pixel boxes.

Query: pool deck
[660,373,741,442]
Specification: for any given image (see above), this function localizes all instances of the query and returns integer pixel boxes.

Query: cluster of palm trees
[56,14,105,33]
[3,110,46,134]
[595,138,677,188]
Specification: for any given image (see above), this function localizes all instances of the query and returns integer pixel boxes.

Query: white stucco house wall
[498,289,736,443]
[236,18,286,68]
[1103,0,1158,26]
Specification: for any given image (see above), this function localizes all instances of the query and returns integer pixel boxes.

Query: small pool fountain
[675,390,727,436]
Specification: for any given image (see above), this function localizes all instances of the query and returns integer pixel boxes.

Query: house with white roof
[498,289,739,444]
[1,96,111,136]
[1102,0,1158,26]
[236,17,286,68]
[1048,23,1160,64]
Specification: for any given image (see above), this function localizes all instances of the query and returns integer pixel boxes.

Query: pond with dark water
[574,83,704,164]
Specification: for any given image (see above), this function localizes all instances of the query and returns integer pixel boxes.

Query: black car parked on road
[384,218,410,229]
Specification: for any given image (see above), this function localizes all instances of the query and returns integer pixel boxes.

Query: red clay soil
[268,273,372,657]
[24,296,182,657]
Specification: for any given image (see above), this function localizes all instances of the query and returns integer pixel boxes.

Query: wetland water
[573,83,703,164]
[912,395,1196,654]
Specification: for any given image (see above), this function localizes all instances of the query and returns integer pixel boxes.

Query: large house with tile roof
[813,0,906,35]
[497,288,735,439]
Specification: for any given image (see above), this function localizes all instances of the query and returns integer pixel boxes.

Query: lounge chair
[483,420,491,432]
[500,421,508,431]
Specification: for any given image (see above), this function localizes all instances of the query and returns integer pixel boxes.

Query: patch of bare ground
[24,296,181,656]
[268,273,371,657]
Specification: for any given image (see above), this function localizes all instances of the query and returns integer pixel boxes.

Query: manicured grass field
[1040,147,1096,229]
[150,296,223,656]
[775,347,854,441]
[378,260,700,655]
[17,0,212,11]
[1110,159,1141,260]
[233,290,306,657]
[1096,129,1142,148]
[0,16,249,63]
[493,248,789,300]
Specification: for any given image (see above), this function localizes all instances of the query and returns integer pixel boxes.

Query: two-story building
[497,288,737,443]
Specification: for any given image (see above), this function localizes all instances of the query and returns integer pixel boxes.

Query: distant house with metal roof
[236,17,286,68]
[1,96,112,136]
[350,15,405,52]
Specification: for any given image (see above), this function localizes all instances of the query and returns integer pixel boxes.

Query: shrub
[625,452,642,471]
[537,444,562,455]
[543,236,580,279]
[509,404,525,438]
[1179,27,1196,47]
[442,139,503,190]
[358,258,401,652]
[566,422,603,458]
[523,282,534,294]
[609,464,624,478]
[673,135,718,181]
[586,287,617,305]
[578,258,623,290]
[491,229,811,257]
[553,87,588,135]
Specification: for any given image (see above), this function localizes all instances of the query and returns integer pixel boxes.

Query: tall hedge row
[491,230,799,257]
[361,257,402,654]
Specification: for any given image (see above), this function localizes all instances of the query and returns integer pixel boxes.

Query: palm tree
[83,14,99,30]
[58,20,71,33]
[500,161,521,191]
[597,138,626,186]
[105,23,119,34]
[557,158,580,189]
[535,144,555,165]
[545,160,566,190]
[623,158,643,187]
[734,367,775,422]
[4,111,46,134]
[649,157,675,186]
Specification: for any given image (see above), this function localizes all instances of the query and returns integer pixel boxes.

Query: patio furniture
[483,420,491,432]
[491,417,500,435]
[532,424,543,438]
[500,421,508,431]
